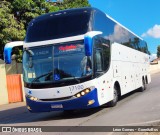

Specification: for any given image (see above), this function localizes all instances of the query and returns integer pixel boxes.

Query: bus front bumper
[26,88,99,113]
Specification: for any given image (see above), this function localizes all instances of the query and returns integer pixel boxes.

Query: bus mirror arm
[84,31,103,56]
[4,41,23,64]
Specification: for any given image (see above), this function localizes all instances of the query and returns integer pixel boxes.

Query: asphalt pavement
[0,72,160,134]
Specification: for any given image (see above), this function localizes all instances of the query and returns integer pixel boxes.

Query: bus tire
[139,78,146,92]
[108,85,118,107]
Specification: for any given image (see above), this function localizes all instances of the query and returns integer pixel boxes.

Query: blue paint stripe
[26,88,99,113]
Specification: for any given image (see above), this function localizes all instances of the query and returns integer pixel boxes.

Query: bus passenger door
[93,37,113,104]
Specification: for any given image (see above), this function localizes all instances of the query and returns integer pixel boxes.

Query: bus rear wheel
[139,79,146,92]
[108,86,118,107]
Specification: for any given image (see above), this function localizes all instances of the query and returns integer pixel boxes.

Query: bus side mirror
[4,47,12,64]
[4,41,23,64]
[84,31,103,56]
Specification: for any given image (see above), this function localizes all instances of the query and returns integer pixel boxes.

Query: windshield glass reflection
[23,42,93,84]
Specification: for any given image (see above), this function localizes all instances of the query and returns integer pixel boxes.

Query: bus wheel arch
[108,81,121,107]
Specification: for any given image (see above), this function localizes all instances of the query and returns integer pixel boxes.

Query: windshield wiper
[29,71,53,87]
[53,76,80,84]
[70,77,80,83]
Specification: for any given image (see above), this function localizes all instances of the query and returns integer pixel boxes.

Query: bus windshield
[23,41,92,85]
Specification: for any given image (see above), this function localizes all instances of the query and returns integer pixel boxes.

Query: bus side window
[95,49,103,72]
[101,38,110,71]
[94,36,111,77]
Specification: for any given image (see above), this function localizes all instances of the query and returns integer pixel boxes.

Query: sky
[89,0,160,54]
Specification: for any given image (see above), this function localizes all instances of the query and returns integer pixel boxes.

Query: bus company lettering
[35,50,49,56]
[59,45,77,51]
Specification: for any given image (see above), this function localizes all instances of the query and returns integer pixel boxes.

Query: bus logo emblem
[28,90,32,95]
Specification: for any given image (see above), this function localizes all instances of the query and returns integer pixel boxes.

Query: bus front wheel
[108,86,118,107]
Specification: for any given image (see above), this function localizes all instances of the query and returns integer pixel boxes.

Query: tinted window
[23,41,92,84]
[93,11,115,38]
[93,10,149,54]
[26,12,91,42]
[106,22,149,54]
[140,40,148,53]
[95,49,103,72]
[94,36,111,71]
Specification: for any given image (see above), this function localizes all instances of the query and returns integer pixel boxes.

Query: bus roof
[32,7,94,22]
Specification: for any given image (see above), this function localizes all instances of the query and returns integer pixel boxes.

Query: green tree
[0,0,90,59]
[157,45,160,58]
[12,0,60,29]
[0,1,25,54]
[60,0,90,10]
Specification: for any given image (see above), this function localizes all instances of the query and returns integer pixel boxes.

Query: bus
[4,7,151,112]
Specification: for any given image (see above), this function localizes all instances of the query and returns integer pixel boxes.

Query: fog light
[27,106,32,110]
[88,100,95,105]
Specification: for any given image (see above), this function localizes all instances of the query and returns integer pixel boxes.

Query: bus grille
[40,96,72,102]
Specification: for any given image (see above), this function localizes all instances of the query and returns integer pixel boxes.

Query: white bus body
[4,7,151,112]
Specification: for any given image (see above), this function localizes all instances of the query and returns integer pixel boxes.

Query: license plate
[51,104,63,109]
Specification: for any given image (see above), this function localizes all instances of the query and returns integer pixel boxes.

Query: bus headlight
[76,93,81,98]
[26,94,39,101]
[81,91,85,96]
[74,86,95,98]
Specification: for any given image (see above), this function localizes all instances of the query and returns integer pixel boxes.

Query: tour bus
[4,7,151,112]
